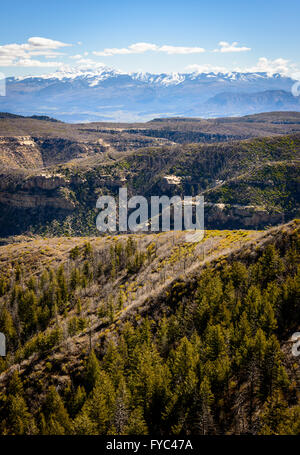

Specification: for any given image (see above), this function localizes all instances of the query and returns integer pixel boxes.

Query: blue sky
[1,0,300,77]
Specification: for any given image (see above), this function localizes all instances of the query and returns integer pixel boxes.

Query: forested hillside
[0,221,299,435]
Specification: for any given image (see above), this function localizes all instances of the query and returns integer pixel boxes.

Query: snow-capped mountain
[1,67,298,122]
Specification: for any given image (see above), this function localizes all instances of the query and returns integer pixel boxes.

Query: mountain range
[1,67,299,122]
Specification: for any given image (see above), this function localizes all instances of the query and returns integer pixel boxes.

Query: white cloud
[94,42,205,56]
[159,45,205,54]
[73,58,105,69]
[70,52,89,60]
[0,37,71,67]
[14,59,65,68]
[70,54,83,60]
[27,37,70,49]
[94,47,131,56]
[186,63,228,73]
[94,42,158,56]
[128,42,158,53]
[214,41,251,53]
[243,57,300,77]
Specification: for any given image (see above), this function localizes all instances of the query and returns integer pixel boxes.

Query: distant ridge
[0,112,60,122]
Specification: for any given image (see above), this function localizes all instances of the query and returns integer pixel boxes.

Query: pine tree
[42,386,72,435]
[85,349,101,392]
[197,376,214,435]
[7,370,24,396]
[124,407,148,435]
[73,411,97,435]
[70,386,87,418]
[5,371,36,435]
[260,391,289,434]
[7,394,36,435]
[83,371,115,433]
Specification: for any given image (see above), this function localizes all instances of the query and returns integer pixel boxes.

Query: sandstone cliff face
[204,203,288,228]
[0,136,107,169]
[23,174,68,190]
[0,173,75,211]
[33,137,106,166]
[0,192,75,210]
[0,136,43,169]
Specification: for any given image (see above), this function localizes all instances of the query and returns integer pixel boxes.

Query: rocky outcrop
[0,191,75,210]
[0,172,75,214]
[23,174,69,190]
[33,137,106,166]
[0,136,43,169]
[0,136,107,169]
[204,202,290,228]
[159,175,182,191]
